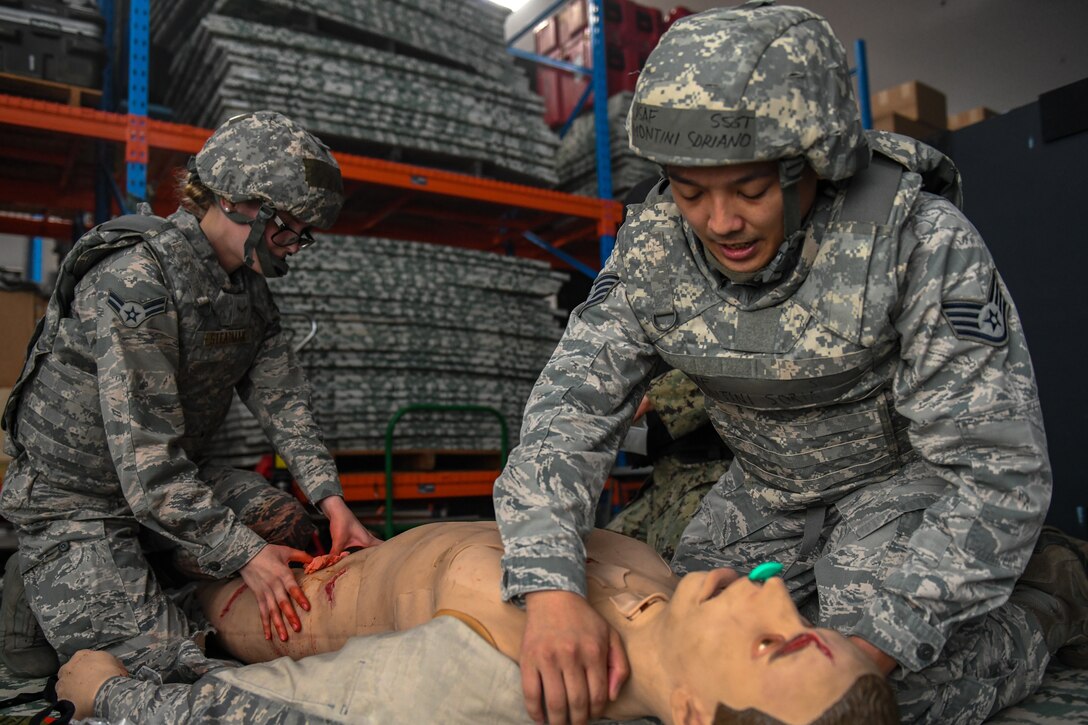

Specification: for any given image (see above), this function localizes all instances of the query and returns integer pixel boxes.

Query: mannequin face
[205,199,307,274]
[663,570,880,725]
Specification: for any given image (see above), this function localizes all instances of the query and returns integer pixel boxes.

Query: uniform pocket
[23,533,140,652]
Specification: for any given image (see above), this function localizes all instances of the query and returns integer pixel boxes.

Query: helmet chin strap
[221,203,290,278]
[778,156,806,241]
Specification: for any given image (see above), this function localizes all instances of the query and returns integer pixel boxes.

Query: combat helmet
[627,0,869,238]
[189,110,344,277]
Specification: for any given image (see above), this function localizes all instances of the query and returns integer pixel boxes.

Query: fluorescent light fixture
[488,0,532,9]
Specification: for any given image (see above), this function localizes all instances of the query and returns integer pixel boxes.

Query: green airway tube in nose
[748,561,784,583]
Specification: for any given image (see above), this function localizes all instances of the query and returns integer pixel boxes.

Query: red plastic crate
[632,4,664,51]
[558,33,590,124]
[533,0,665,128]
[557,0,587,42]
[607,42,642,93]
[534,16,560,55]
[536,63,564,127]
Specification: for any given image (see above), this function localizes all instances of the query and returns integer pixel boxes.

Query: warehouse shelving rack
[506,0,615,267]
[0,92,623,268]
[0,1,628,533]
[0,0,624,272]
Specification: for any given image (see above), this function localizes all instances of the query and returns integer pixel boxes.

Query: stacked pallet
[556,92,660,199]
[204,235,567,466]
[150,0,559,185]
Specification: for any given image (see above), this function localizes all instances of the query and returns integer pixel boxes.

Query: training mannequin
[200,521,889,724]
[58,522,896,724]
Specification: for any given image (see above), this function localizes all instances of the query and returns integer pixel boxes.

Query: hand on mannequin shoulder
[521,590,630,725]
[320,495,382,554]
[56,649,128,721]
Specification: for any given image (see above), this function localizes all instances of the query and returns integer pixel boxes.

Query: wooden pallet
[0,71,102,108]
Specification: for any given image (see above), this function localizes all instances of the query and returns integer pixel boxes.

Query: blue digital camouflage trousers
[9,460,315,681]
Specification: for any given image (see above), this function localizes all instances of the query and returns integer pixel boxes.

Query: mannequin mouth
[770,633,833,662]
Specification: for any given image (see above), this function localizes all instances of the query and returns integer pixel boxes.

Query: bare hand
[632,395,654,422]
[520,590,629,725]
[56,649,128,720]
[848,635,898,675]
[320,495,382,554]
[239,544,313,642]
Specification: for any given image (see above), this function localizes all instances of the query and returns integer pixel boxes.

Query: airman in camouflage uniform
[605,369,731,560]
[493,4,1060,723]
[0,111,379,681]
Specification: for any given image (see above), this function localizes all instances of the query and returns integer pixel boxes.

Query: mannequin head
[711,674,898,724]
[654,569,893,724]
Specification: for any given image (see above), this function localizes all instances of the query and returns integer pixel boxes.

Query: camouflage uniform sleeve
[86,247,265,577]
[236,318,343,505]
[645,368,710,439]
[97,672,317,724]
[493,254,661,602]
[852,194,1052,672]
[97,674,201,723]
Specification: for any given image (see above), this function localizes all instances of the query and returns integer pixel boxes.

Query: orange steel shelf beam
[0,213,73,238]
[339,470,498,502]
[0,93,622,236]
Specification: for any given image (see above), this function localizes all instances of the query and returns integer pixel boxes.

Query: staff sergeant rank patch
[107,291,167,328]
[940,271,1010,346]
[577,272,620,318]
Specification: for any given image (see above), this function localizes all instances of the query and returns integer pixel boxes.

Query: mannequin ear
[669,688,709,725]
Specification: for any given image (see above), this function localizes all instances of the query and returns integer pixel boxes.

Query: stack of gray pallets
[556,92,660,199]
[204,235,567,466]
[150,0,559,185]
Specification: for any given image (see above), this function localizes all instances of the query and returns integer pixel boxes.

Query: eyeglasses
[270,214,317,249]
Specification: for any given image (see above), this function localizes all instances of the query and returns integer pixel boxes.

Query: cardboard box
[948,106,998,131]
[871,80,948,129]
[0,290,46,388]
[873,113,945,143]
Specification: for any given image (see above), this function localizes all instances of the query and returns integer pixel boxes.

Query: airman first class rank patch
[940,270,1010,346]
[577,272,620,317]
[107,291,167,328]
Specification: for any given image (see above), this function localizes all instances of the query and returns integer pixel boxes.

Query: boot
[0,553,59,678]
[1011,527,1088,668]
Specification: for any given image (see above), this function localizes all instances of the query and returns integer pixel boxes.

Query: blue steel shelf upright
[853,38,873,129]
[506,0,614,272]
[94,0,149,217]
[125,0,149,202]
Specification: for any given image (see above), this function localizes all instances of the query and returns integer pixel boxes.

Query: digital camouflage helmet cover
[627,1,870,237]
[190,110,344,277]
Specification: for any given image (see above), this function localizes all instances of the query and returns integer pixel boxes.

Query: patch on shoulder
[106,291,167,328]
[940,270,1009,346]
[577,271,620,317]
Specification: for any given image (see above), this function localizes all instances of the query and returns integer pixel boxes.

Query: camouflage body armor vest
[3,209,277,483]
[620,135,962,516]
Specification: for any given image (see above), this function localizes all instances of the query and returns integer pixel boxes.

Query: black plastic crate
[0,0,103,31]
[0,14,104,87]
